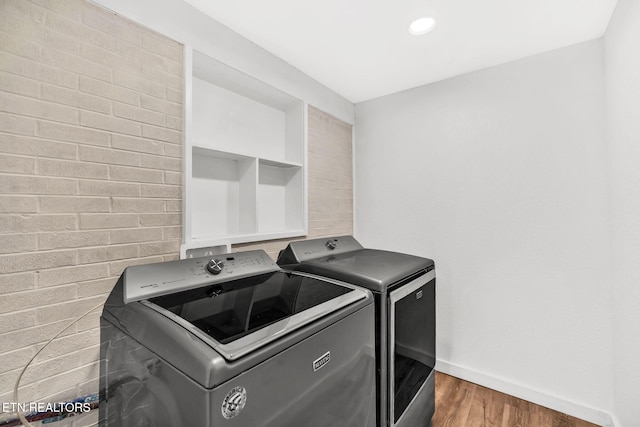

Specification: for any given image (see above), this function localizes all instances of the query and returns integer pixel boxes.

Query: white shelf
[191,144,303,169]
[184,47,308,246]
[258,159,304,234]
[191,148,257,239]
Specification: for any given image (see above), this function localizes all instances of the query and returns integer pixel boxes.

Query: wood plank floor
[432,372,600,427]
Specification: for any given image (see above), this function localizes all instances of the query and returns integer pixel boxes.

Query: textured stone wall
[0,0,184,412]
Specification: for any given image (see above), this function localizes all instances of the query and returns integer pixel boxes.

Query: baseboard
[608,414,621,427]
[436,360,618,427]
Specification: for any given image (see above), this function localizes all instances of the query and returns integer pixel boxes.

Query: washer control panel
[123,250,278,303]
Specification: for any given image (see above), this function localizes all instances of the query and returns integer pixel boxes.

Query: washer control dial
[207,258,224,275]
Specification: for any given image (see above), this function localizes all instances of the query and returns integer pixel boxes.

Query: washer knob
[207,258,224,275]
[325,240,337,250]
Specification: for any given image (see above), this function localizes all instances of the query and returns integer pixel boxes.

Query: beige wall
[233,105,354,259]
[0,0,353,419]
[0,0,184,412]
[355,40,612,424]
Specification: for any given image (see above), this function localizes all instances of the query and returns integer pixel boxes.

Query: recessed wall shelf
[183,47,308,249]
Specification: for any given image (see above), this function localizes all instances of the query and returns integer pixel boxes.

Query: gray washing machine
[278,236,436,427]
[99,250,376,426]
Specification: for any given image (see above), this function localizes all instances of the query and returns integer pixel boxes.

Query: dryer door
[389,269,436,426]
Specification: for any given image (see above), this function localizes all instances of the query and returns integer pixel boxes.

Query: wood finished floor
[432,372,600,427]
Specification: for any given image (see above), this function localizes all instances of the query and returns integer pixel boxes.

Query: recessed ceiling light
[408,16,437,35]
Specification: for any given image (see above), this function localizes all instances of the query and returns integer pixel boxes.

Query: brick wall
[0,0,183,414]
[233,105,354,259]
[307,105,353,237]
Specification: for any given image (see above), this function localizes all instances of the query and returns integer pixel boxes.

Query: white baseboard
[609,414,621,427]
[436,359,617,427]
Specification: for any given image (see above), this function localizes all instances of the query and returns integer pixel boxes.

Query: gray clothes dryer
[278,236,436,427]
[99,250,376,426]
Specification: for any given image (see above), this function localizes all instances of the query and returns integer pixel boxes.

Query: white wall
[604,1,640,426]
[355,41,614,424]
[90,0,354,125]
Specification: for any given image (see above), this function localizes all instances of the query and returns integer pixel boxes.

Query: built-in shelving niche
[183,48,307,249]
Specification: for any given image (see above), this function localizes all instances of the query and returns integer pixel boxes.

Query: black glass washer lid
[144,271,369,361]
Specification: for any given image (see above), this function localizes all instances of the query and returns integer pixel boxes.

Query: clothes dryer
[278,236,436,427]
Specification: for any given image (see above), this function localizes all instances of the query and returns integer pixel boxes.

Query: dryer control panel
[277,235,364,264]
[122,250,278,304]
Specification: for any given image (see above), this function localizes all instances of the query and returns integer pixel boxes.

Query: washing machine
[278,236,436,427]
[99,249,376,426]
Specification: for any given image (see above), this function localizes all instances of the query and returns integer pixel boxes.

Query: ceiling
[181,0,617,103]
